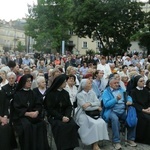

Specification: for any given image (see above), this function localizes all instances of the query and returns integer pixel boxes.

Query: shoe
[113,143,122,150]
[93,145,101,150]
[126,140,137,147]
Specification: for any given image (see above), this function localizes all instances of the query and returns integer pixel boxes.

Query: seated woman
[0,77,17,150]
[75,79,109,150]
[64,74,78,106]
[44,74,79,150]
[145,79,150,92]
[33,76,47,118]
[83,73,102,101]
[131,75,150,145]
[33,76,47,103]
[12,74,50,150]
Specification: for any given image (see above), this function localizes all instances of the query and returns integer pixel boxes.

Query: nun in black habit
[44,74,79,150]
[0,76,17,150]
[12,74,50,150]
[130,75,150,145]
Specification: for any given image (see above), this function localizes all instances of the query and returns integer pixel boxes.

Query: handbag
[85,109,100,119]
[126,106,138,127]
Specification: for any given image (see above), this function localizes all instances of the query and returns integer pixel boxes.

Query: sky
[0,0,37,21]
[0,0,148,21]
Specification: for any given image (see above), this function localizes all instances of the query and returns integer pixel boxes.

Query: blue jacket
[92,82,102,101]
[102,87,132,122]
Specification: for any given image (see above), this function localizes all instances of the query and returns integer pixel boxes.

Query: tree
[25,0,73,53]
[138,11,150,55]
[139,32,150,55]
[130,10,150,55]
[16,41,25,52]
[71,0,145,55]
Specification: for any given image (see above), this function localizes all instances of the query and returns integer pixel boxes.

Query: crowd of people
[0,51,150,150]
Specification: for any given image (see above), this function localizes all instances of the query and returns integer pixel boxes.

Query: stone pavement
[49,128,150,150]
[50,136,150,150]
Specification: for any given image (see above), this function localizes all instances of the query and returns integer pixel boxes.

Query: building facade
[0,20,25,52]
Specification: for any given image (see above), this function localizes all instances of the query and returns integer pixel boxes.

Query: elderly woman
[48,68,61,87]
[66,66,80,88]
[75,79,109,150]
[44,74,79,150]
[33,76,46,103]
[2,71,17,101]
[0,69,8,89]
[64,75,77,106]
[0,77,17,150]
[2,72,17,120]
[12,74,50,150]
[130,75,150,145]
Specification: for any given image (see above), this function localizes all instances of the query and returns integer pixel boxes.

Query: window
[68,30,73,35]
[68,41,73,44]
[82,41,87,48]
[97,41,100,48]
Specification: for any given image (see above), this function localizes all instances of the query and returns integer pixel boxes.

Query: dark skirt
[13,117,50,150]
[0,123,17,150]
[49,118,79,150]
[135,112,150,145]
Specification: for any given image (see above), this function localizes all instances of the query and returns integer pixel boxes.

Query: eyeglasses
[26,80,32,83]
[138,80,144,82]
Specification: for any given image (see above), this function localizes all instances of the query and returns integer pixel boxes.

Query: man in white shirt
[97,56,112,79]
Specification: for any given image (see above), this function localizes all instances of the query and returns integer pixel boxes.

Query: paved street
[49,127,150,150]
[50,135,150,150]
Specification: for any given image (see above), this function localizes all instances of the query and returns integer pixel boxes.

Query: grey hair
[31,70,38,78]
[0,69,7,77]
[36,76,45,85]
[23,66,30,71]
[77,79,88,93]
[7,72,16,80]
[109,77,118,85]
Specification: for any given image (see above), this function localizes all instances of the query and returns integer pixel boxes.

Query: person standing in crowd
[44,74,79,150]
[37,58,47,74]
[22,54,30,66]
[102,77,137,150]
[65,56,74,72]
[130,75,150,145]
[12,74,50,150]
[97,56,112,80]
[75,79,109,150]
[79,62,89,76]
[1,52,10,65]
[123,56,132,66]
[15,55,23,67]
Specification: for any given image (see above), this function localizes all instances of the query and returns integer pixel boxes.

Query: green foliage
[130,11,150,55]
[139,32,150,55]
[71,0,145,55]
[16,41,25,52]
[25,0,73,52]
[86,49,95,55]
